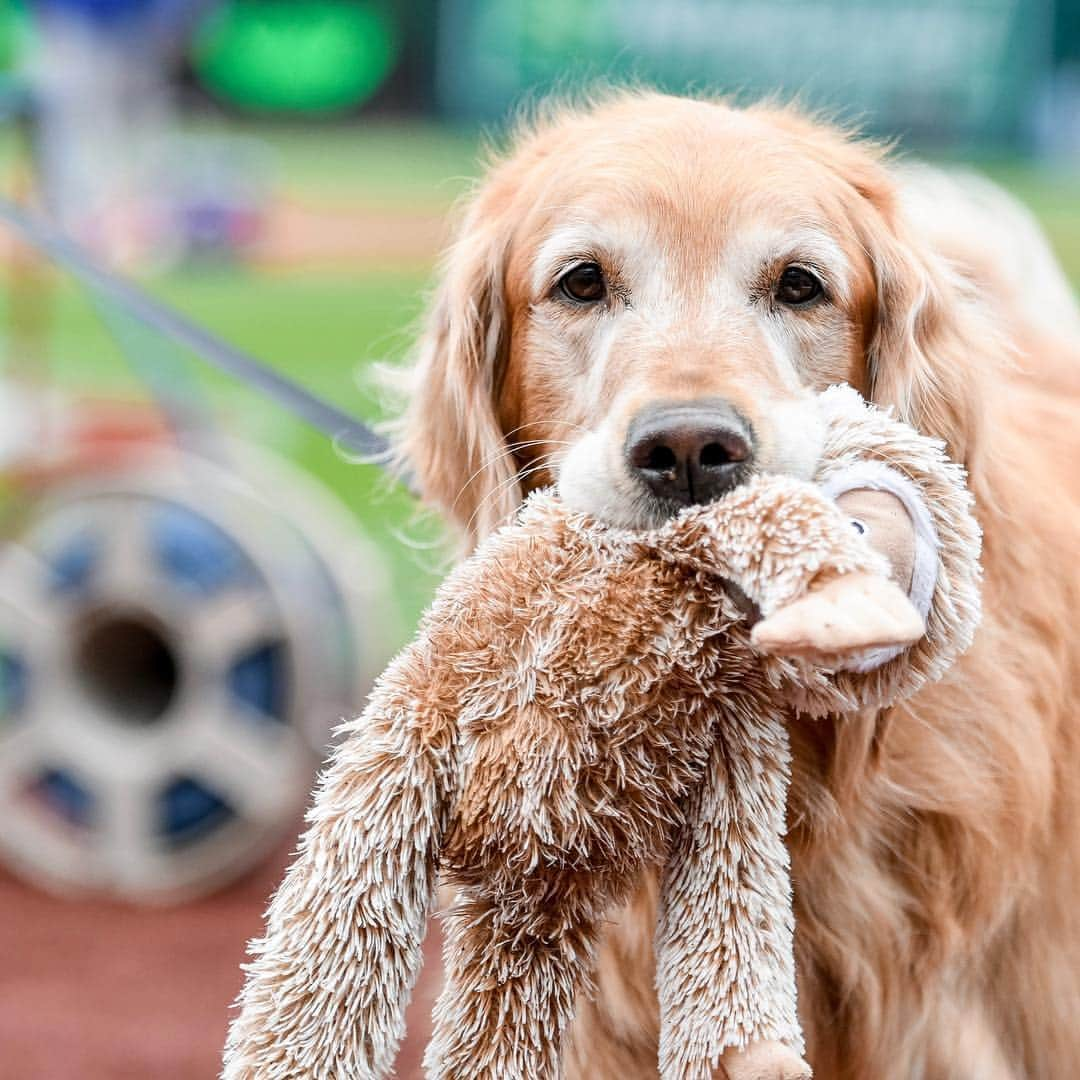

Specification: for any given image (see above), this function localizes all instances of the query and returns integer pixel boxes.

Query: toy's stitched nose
[626,401,754,506]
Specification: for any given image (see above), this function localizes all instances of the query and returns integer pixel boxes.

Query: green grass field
[3,121,1078,636]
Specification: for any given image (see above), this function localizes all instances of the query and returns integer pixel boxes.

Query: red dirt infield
[0,828,442,1078]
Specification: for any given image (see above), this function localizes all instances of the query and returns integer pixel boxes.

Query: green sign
[0,0,28,72]
[437,0,1052,145]
[194,0,400,115]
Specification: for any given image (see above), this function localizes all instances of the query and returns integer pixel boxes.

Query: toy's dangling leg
[426,879,612,1079]
[223,652,456,1080]
[656,700,809,1080]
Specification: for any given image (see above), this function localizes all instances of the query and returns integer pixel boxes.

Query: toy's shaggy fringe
[223,387,980,1080]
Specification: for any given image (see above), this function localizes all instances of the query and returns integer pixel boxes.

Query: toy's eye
[558,262,606,304]
[850,518,868,536]
[776,265,823,305]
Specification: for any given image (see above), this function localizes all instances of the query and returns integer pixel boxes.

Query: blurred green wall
[435,0,1055,149]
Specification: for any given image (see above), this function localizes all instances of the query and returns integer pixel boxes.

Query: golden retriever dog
[391,91,1080,1078]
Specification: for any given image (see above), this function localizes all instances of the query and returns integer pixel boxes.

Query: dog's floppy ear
[860,200,992,473]
[392,174,520,551]
[757,106,991,471]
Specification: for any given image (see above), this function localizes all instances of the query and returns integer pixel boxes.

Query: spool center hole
[74,609,180,725]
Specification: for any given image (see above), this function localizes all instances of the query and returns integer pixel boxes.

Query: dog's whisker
[463,450,567,537]
[450,428,582,514]
[463,471,526,537]
[450,441,537,513]
[501,419,591,439]
[450,439,575,514]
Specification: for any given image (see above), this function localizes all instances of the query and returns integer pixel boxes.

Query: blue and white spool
[0,442,392,902]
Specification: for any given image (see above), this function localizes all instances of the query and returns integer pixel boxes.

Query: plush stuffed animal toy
[223,387,981,1080]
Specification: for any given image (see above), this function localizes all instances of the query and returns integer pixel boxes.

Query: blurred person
[24,0,214,264]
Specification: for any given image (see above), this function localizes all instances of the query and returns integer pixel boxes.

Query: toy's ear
[389,173,519,551]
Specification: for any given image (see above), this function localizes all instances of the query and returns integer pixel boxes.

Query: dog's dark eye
[558,262,606,304]
[776,266,823,305]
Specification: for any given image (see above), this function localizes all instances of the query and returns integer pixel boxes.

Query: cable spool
[0,439,393,902]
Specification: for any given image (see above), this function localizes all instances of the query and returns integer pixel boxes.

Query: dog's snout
[626,401,754,506]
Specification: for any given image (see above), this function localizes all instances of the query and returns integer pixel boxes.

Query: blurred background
[0,1,1076,1076]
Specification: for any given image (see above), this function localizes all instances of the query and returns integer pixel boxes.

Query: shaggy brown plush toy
[223,387,981,1080]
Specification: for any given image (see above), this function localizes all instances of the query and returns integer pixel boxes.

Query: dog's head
[395,93,985,547]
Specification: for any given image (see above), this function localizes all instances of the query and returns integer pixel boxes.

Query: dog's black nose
[626,401,753,506]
